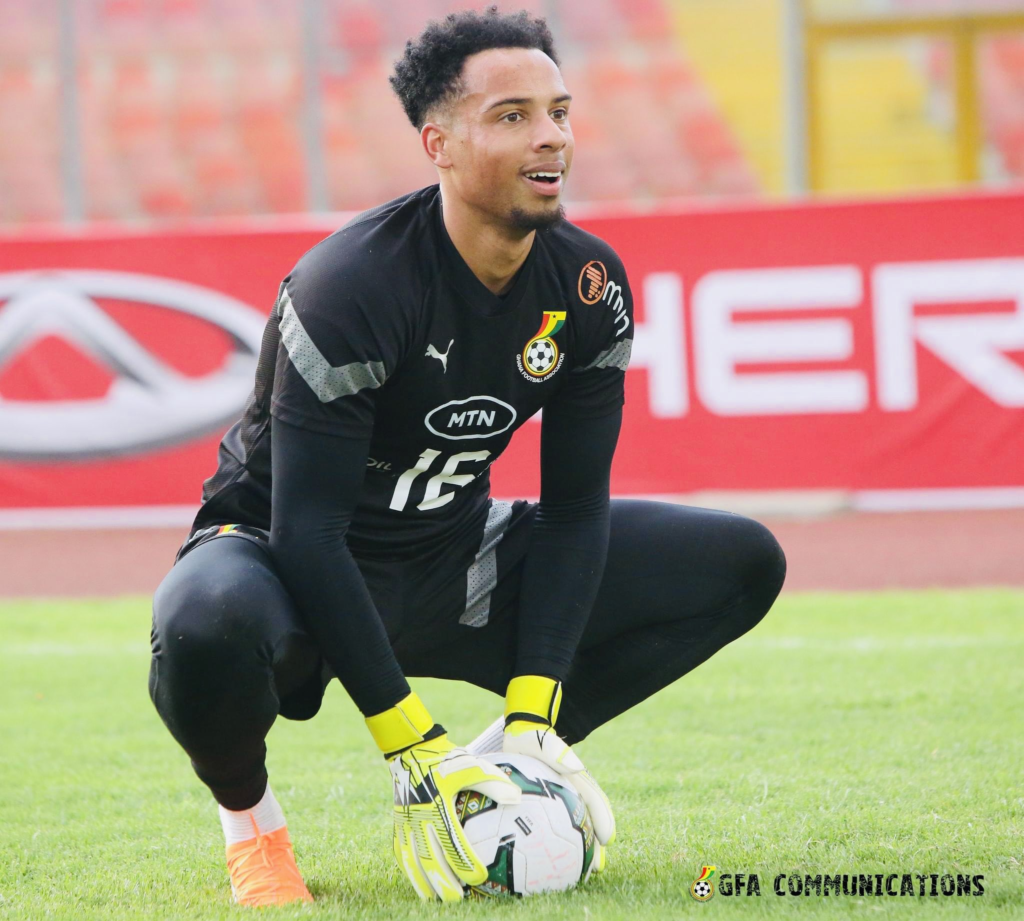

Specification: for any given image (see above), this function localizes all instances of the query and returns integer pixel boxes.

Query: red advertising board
[1,191,1023,521]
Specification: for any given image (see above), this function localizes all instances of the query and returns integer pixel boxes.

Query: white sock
[466,715,506,756]
[218,784,287,845]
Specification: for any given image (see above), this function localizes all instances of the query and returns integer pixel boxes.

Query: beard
[507,202,566,233]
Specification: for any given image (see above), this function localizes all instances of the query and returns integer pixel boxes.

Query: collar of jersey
[434,187,538,319]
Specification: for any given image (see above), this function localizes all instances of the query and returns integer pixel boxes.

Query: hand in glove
[366,691,522,901]
[502,675,616,845]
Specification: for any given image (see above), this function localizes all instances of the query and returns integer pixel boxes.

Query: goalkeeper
[148,7,786,908]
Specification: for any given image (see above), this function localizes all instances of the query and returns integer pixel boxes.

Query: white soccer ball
[525,338,556,373]
[454,752,598,897]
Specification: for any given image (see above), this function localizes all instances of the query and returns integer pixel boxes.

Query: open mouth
[522,172,563,195]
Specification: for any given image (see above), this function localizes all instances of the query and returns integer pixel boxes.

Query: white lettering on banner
[630,273,687,417]
[874,259,1024,410]
[692,266,868,416]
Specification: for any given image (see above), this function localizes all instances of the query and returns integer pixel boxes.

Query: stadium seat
[332,3,385,64]
[377,0,435,48]
[194,146,259,215]
[0,0,55,57]
[0,52,62,223]
[96,0,154,56]
[138,173,194,218]
[107,59,164,153]
[6,163,63,223]
[611,0,670,41]
[172,73,227,151]
[558,0,622,45]
[160,0,216,53]
[83,147,138,221]
[980,35,1024,182]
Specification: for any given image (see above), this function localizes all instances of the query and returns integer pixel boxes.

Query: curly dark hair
[390,6,560,129]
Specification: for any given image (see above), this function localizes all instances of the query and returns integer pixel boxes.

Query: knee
[150,572,270,737]
[152,570,256,669]
[734,517,787,609]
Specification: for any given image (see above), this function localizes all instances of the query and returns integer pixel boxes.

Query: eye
[503,111,522,123]
[551,108,568,120]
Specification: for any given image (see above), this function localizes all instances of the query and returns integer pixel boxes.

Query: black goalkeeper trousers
[149,500,786,810]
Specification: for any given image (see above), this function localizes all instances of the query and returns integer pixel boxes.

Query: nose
[533,111,567,151]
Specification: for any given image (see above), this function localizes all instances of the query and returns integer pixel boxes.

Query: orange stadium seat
[159,0,217,53]
[107,60,164,156]
[194,146,259,214]
[379,0,442,48]
[215,0,292,53]
[0,54,62,223]
[558,0,623,45]
[172,73,227,151]
[83,145,139,221]
[95,0,155,55]
[332,3,386,62]
[0,0,56,57]
[7,164,63,224]
[611,0,670,42]
[980,36,1024,182]
[102,0,147,15]
[251,126,307,213]
[138,173,194,218]
[996,37,1024,89]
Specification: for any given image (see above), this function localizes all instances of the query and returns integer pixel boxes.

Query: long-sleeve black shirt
[190,185,634,715]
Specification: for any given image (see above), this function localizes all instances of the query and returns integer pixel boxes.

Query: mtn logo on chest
[424,396,518,441]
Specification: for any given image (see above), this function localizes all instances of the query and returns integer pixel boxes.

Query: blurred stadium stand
[1,0,1024,224]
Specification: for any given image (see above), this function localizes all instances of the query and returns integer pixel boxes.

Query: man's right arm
[263,251,525,899]
[269,415,410,717]
[265,238,415,716]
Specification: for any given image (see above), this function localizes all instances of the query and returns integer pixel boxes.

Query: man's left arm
[514,403,621,682]
[515,250,633,682]
[503,403,621,846]
[503,252,633,846]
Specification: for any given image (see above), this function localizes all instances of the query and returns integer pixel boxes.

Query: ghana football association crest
[517,310,566,382]
[690,865,717,901]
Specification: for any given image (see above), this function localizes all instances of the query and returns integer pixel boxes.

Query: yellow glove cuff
[365,691,434,756]
[505,675,562,727]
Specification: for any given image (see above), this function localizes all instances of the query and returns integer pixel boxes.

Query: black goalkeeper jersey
[192,184,633,559]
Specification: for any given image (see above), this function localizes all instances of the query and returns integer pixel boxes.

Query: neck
[441,192,534,296]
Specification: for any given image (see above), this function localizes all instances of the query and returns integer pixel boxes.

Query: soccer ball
[525,338,557,374]
[454,752,598,897]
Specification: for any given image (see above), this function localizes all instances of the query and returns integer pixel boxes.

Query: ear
[421,122,453,170]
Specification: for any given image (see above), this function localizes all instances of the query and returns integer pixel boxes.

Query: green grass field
[1,591,1021,920]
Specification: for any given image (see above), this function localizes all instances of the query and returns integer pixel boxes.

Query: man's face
[430,47,573,233]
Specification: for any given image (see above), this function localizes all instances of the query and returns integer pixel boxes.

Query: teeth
[526,172,560,179]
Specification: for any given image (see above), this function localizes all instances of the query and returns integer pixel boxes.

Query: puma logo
[425,339,454,373]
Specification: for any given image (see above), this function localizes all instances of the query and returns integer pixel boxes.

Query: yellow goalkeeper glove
[503,675,616,845]
[366,691,521,901]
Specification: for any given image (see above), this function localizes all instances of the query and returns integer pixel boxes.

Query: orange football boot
[225,823,313,907]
